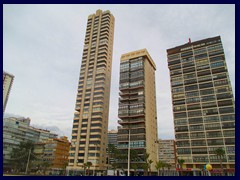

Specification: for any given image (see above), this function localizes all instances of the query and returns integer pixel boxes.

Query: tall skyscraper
[167,36,235,171]
[3,71,14,113]
[68,10,115,173]
[117,49,158,172]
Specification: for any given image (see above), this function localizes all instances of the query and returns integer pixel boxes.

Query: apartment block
[3,71,14,113]
[3,117,58,171]
[167,36,235,170]
[158,139,176,169]
[34,136,70,175]
[117,49,158,171]
[68,9,115,173]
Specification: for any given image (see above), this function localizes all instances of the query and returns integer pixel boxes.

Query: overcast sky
[3,4,235,140]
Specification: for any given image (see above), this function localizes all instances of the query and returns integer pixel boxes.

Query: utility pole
[25,148,31,175]
[127,129,131,176]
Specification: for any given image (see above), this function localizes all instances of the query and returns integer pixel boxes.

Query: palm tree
[148,159,153,176]
[155,161,162,176]
[214,148,225,175]
[86,162,92,176]
[177,159,185,176]
[83,163,88,176]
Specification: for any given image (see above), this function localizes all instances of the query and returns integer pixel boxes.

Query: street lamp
[127,128,131,176]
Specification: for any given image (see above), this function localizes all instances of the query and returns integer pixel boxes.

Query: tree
[10,141,35,173]
[177,159,185,176]
[148,159,153,176]
[155,160,165,176]
[214,148,225,176]
[131,164,138,176]
[82,163,87,176]
[86,162,92,176]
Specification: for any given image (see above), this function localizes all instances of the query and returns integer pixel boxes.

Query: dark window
[197,70,211,76]
[199,82,213,89]
[219,107,234,114]
[185,85,198,91]
[188,117,203,124]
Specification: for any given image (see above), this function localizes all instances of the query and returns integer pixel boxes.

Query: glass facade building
[117,49,158,171]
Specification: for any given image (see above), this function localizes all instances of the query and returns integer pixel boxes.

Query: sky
[3,4,235,140]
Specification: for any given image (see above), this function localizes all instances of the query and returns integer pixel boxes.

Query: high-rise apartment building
[117,49,158,172]
[68,10,115,173]
[3,71,14,113]
[108,130,118,147]
[167,36,235,171]
[157,139,176,169]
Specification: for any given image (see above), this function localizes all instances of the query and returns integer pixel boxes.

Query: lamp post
[127,128,131,176]
[25,148,31,175]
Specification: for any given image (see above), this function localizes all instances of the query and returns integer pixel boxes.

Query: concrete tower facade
[167,36,235,171]
[68,10,115,173]
[3,71,14,113]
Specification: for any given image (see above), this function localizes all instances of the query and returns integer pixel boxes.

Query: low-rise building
[3,117,57,171]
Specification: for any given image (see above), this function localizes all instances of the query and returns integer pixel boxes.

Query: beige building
[167,36,235,171]
[34,136,70,175]
[3,71,14,113]
[68,9,115,173]
[158,139,176,169]
[117,49,158,172]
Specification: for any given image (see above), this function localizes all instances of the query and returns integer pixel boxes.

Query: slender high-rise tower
[68,10,115,174]
[3,71,14,113]
[117,49,158,174]
[167,36,235,173]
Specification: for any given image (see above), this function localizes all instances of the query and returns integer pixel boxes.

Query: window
[200,88,214,96]
[199,82,213,89]
[205,123,221,130]
[189,117,203,124]
[195,53,208,60]
[176,141,190,147]
[191,140,206,146]
[185,85,198,91]
[181,51,193,57]
[175,126,188,132]
[203,116,220,123]
[174,112,187,119]
[219,107,234,114]
[221,114,235,121]
[189,125,204,131]
[174,119,188,125]
[216,93,232,100]
[187,104,201,110]
[184,73,196,79]
[186,91,199,97]
[177,148,191,154]
[211,61,225,68]
[203,108,218,115]
[172,87,184,93]
[201,95,215,102]
[190,132,205,139]
[222,122,235,129]
[168,54,180,61]
[186,97,200,103]
[202,102,217,108]
[188,110,202,117]
[194,48,207,55]
[192,148,208,154]
[173,105,186,112]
